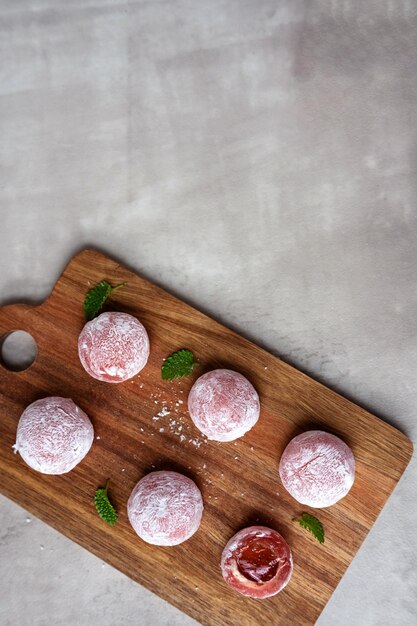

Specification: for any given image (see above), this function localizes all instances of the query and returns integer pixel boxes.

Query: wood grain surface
[0,249,412,626]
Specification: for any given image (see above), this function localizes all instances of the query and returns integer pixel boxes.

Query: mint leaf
[83,280,125,321]
[294,513,324,544]
[94,480,118,526]
[161,349,197,380]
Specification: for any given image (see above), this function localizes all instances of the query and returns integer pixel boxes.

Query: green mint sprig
[161,349,197,380]
[94,480,118,526]
[83,280,126,321]
[294,513,324,544]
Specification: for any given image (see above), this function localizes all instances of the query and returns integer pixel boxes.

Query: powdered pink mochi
[127,471,204,546]
[221,526,293,599]
[279,430,355,508]
[14,397,94,475]
[187,369,260,442]
[78,311,150,383]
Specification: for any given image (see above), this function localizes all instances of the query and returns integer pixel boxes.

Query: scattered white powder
[189,438,202,448]
[157,406,170,417]
[147,402,206,449]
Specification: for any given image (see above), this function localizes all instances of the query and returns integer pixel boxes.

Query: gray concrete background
[1,1,416,624]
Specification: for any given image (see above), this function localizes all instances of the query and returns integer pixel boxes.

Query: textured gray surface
[1,1,416,625]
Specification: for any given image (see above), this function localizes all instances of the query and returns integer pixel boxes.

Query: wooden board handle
[0,303,39,375]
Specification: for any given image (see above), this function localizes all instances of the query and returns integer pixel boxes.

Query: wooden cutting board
[0,249,412,626]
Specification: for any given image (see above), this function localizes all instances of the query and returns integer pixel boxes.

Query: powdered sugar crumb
[189,438,202,448]
[147,402,207,449]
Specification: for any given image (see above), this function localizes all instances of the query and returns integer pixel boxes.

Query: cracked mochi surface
[279,430,355,508]
[188,369,260,442]
[127,471,203,546]
[78,311,150,383]
[14,397,94,474]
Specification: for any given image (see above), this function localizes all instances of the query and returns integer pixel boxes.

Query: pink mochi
[221,526,293,599]
[78,311,150,383]
[127,471,204,546]
[14,397,94,475]
[187,369,260,442]
[279,430,355,508]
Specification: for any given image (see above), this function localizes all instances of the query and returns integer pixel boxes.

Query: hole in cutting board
[0,331,37,371]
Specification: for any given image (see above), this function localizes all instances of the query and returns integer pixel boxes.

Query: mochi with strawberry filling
[221,526,293,599]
